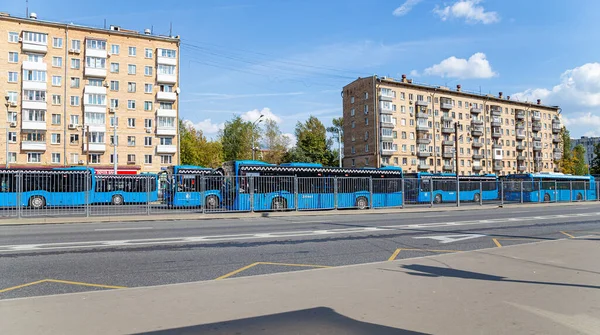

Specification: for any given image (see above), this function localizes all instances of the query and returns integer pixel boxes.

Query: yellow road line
[492,238,502,248]
[399,248,458,253]
[215,262,261,280]
[45,279,126,289]
[388,249,402,261]
[0,279,47,294]
[258,262,331,268]
[559,231,575,239]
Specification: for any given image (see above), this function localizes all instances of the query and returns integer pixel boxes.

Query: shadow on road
[135,307,429,335]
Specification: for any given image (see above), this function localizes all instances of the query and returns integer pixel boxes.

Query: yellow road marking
[0,279,126,294]
[559,231,575,238]
[492,238,502,248]
[215,262,331,280]
[388,249,402,261]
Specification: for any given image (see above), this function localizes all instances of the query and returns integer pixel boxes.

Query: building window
[71,58,80,69]
[144,66,153,76]
[145,48,153,58]
[160,137,173,145]
[365,118,369,126]
[127,136,136,146]
[110,63,119,73]
[143,101,153,111]
[88,79,103,87]
[127,82,136,92]
[70,134,80,145]
[86,39,106,50]
[27,153,41,163]
[7,112,17,123]
[52,95,61,105]
[51,153,61,163]
[364,92,369,99]
[110,99,119,108]
[70,115,80,125]
[88,154,101,164]
[351,159,355,167]
[144,84,153,93]
[8,32,19,43]
[71,39,81,51]
[8,52,18,63]
[160,155,172,164]
[51,114,61,125]
[350,108,355,116]
[157,64,176,75]
[7,132,17,143]
[86,94,106,105]
[158,48,177,58]
[364,105,368,114]
[111,44,120,55]
[6,92,17,103]
[128,64,136,75]
[70,96,80,106]
[365,144,369,152]
[52,56,63,67]
[144,155,152,164]
[144,119,153,129]
[85,57,106,69]
[52,76,62,86]
[128,46,136,56]
[350,96,355,103]
[7,152,16,163]
[127,100,136,110]
[110,80,119,91]
[144,137,152,146]
[351,121,355,129]
[127,118,136,128]
[8,71,18,83]
[70,77,80,88]
[127,154,136,163]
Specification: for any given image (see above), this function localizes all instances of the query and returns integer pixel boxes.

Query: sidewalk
[1,201,598,226]
[2,238,599,335]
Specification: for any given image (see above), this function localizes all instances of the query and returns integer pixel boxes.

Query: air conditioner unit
[411,151,415,155]
[68,123,77,129]
[18,37,23,42]
[103,82,109,88]
[409,100,414,105]
[8,102,17,107]
[9,122,17,127]
[108,108,115,113]
[69,49,80,54]
[145,128,152,133]
[78,160,84,164]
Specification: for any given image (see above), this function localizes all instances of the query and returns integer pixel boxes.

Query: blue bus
[93,174,159,205]
[160,165,223,209]
[504,173,597,202]
[219,160,403,211]
[404,172,498,204]
[0,167,93,209]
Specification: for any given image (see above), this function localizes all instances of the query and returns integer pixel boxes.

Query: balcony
[22,100,46,110]
[380,121,395,128]
[21,121,46,131]
[532,135,542,142]
[157,73,177,84]
[418,163,430,170]
[379,92,393,102]
[157,56,177,66]
[492,144,502,149]
[157,109,177,118]
[473,165,483,172]
[84,105,107,114]
[441,115,453,122]
[84,85,107,95]
[442,152,454,159]
[531,112,541,121]
[416,124,430,132]
[443,164,454,171]
[490,106,502,116]
[156,145,177,154]
[516,144,525,151]
[379,105,394,114]
[554,153,562,160]
[491,131,502,138]
[156,126,177,136]
[471,128,483,137]
[22,61,47,71]
[471,119,483,127]
[22,41,47,54]
[491,118,502,127]
[554,147,562,153]
[472,141,483,148]
[416,137,431,144]
[416,112,429,119]
[493,164,503,171]
[515,123,525,129]
[84,67,107,78]
[533,142,542,151]
[552,121,561,134]
[515,110,526,120]
[532,122,542,132]
[381,132,394,141]
[156,91,177,102]
[21,141,46,151]
[517,155,526,161]
[551,136,560,144]
[516,130,526,140]
[86,48,107,58]
[470,107,482,114]
[440,98,453,110]
[416,150,432,158]
[472,154,484,160]
[441,127,454,134]
[415,100,429,107]
[518,165,527,172]
[22,81,47,91]
[83,143,106,152]
[442,140,454,146]
[381,148,396,156]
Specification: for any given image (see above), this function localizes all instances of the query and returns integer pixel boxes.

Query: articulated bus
[504,173,597,202]
[219,160,403,211]
[0,167,93,209]
[159,165,223,208]
[93,174,159,205]
[403,172,499,204]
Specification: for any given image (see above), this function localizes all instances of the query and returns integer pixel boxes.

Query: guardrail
[0,173,598,219]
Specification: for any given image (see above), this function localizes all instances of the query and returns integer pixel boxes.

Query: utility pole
[338,129,342,167]
[4,95,10,168]
[113,113,117,174]
[455,122,460,207]
[251,114,264,160]
[85,125,90,169]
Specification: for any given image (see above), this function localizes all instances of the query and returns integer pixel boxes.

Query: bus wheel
[434,194,442,204]
[111,195,124,206]
[544,194,551,202]
[576,193,583,201]
[473,193,481,203]
[29,196,46,209]
[205,195,219,210]
[356,197,369,210]
[271,198,287,211]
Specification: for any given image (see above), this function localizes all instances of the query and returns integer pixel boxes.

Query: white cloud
[393,0,423,16]
[409,69,420,77]
[423,52,497,79]
[241,107,283,124]
[433,0,500,24]
[189,118,224,135]
[282,133,296,149]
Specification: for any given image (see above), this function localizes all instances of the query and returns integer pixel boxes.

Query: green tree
[179,120,223,168]
[294,116,329,164]
[219,116,261,161]
[590,143,600,175]
[573,144,588,175]
[281,147,311,163]
[326,117,343,167]
[559,127,575,174]
[261,119,290,164]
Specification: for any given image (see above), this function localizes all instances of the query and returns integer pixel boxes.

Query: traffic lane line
[388,248,458,261]
[559,231,575,239]
[94,227,154,232]
[215,262,331,280]
[0,279,126,294]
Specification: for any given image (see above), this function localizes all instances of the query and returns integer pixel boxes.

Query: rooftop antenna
[26,0,29,17]
[104,19,106,29]
[169,22,172,37]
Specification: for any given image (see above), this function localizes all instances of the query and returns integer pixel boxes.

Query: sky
[4,0,600,141]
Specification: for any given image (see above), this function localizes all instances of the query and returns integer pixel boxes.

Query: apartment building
[572,136,600,166]
[0,12,179,174]
[342,75,563,175]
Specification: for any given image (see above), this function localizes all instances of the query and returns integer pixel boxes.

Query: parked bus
[219,160,403,211]
[504,173,597,202]
[93,174,159,205]
[0,167,93,209]
[159,165,223,209]
[403,172,499,204]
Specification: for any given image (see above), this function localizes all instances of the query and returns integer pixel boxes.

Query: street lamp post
[251,114,264,160]
[113,113,117,174]
[4,95,10,169]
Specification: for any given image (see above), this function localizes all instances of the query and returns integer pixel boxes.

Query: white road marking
[94,227,154,232]
[413,234,486,244]
[419,214,451,218]
[1,211,599,253]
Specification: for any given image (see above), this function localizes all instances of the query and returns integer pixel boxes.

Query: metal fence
[0,172,598,219]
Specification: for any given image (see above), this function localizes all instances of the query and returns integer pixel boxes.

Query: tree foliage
[590,143,600,175]
[261,119,290,164]
[219,116,261,161]
[559,127,575,174]
[293,116,330,164]
[573,144,588,175]
[326,117,343,167]
[179,120,222,168]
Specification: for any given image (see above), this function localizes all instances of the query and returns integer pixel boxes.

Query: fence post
[520,181,524,204]
[401,178,405,209]
[369,177,373,209]
[570,181,573,202]
[597,181,599,202]
[294,176,299,211]
[500,181,504,207]
[555,180,558,203]
[85,173,90,218]
[538,180,542,203]
[479,181,483,206]
[456,178,460,208]
[146,176,151,216]
[200,175,205,214]
[584,182,588,201]
[334,176,338,210]
[16,171,22,219]
[430,179,434,208]
[249,176,254,212]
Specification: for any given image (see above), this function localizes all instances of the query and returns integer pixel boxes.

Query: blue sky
[6,0,600,140]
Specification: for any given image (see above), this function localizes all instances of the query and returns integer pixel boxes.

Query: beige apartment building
[0,12,180,174]
[342,75,563,175]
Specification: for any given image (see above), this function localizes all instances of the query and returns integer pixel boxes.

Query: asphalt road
[1,203,599,300]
